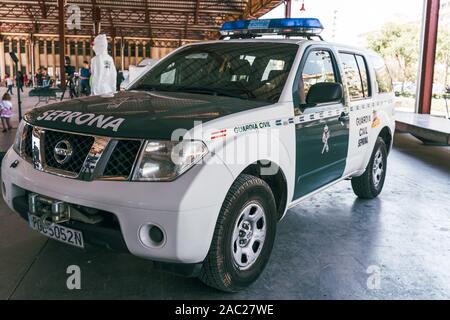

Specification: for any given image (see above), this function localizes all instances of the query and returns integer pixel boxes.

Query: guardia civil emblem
[322,125,330,154]
[107,97,130,109]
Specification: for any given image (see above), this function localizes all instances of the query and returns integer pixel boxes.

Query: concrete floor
[1,132,449,300]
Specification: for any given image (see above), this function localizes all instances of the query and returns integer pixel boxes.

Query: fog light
[149,226,164,244]
[139,224,166,248]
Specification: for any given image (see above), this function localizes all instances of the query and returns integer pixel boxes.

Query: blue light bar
[220,18,324,37]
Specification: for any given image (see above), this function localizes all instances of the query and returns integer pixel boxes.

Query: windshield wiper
[133,84,257,100]
[133,84,170,92]
[175,86,254,100]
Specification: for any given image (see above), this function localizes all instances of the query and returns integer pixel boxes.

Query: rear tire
[351,137,388,199]
[199,174,277,292]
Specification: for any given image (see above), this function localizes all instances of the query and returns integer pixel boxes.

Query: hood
[93,34,108,55]
[24,91,268,139]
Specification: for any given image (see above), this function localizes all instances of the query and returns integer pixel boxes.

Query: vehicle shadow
[9,184,386,300]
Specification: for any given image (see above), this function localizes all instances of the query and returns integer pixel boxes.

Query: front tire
[199,174,277,292]
[351,137,388,199]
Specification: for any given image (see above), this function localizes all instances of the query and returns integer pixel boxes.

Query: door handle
[338,112,350,123]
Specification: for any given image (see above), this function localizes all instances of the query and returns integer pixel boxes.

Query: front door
[293,48,350,199]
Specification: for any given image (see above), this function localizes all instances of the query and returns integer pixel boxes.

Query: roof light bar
[220,18,324,38]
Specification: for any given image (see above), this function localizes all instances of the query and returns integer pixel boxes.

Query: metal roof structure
[0,0,283,46]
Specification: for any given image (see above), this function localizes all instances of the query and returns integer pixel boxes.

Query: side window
[355,55,370,98]
[262,59,286,81]
[301,50,337,103]
[160,62,176,84]
[339,53,364,101]
[371,55,393,93]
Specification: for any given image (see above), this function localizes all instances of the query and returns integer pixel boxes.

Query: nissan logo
[54,140,73,164]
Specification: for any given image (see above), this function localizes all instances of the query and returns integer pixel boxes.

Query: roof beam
[38,0,47,19]
[144,0,153,40]
[0,0,243,15]
[194,0,200,25]
[0,0,284,44]
[91,0,101,35]
[0,18,219,31]
[22,4,39,33]
[58,0,66,89]
[243,0,284,19]
[108,8,115,38]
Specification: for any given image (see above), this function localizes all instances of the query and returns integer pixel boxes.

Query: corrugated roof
[0,0,283,43]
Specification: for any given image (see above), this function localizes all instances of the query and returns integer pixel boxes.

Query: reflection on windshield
[131,42,298,103]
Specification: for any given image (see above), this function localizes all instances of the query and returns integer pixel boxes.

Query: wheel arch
[378,126,393,154]
[239,161,289,221]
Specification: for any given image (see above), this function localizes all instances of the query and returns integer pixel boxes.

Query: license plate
[28,214,84,248]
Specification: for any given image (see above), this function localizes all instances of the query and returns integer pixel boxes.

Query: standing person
[41,68,50,86]
[0,93,13,132]
[28,73,33,87]
[79,60,91,96]
[116,70,124,91]
[17,71,24,92]
[5,74,13,95]
[36,68,43,86]
[23,73,28,88]
[90,34,116,95]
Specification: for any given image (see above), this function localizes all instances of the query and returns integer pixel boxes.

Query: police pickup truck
[2,18,395,292]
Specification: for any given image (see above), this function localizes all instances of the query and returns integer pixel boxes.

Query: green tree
[366,23,420,89]
[436,28,450,87]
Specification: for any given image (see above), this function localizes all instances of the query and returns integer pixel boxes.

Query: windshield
[131,42,299,103]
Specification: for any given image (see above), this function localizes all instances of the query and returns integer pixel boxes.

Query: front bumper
[1,148,233,264]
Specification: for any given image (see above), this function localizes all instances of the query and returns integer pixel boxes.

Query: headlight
[12,120,25,155]
[132,140,208,181]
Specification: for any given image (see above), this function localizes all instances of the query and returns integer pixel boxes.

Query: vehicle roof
[190,38,306,45]
[185,38,376,56]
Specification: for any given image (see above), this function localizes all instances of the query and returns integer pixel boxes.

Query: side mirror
[306,82,343,105]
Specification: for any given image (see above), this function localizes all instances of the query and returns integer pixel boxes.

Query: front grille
[43,130,95,173]
[21,124,142,181]
[103,140,142,177]
[24,124,33,159]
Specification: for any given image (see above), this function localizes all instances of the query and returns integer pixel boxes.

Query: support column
[74,41,79,70]
[58,0,66,88]
[417,0,441,114]
[43,40,49,70]
[121,38,124,72]
[82,41,86,62]
[124,41,131,69]
[52,39,56,77]
[135,41,139,64]
[34,39,40,72]
[151,47,158,59]
[25,38,30,75]
[285,0,292,18]
[9,46,14,78]
[30,37,35,86]
[0,39,5,78]
[17,39,23,72]
[112,37,116,67]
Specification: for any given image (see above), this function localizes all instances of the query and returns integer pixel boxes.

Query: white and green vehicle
[2,18,395,292]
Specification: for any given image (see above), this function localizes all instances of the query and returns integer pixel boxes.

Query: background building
[0,0,282,80]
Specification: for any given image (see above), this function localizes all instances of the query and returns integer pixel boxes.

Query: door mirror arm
[295,102,317,114]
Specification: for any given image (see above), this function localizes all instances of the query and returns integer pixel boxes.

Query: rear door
[292,47,350,199]
[338,52,375,174]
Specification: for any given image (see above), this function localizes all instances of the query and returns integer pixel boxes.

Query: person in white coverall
[90,34,117,95]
